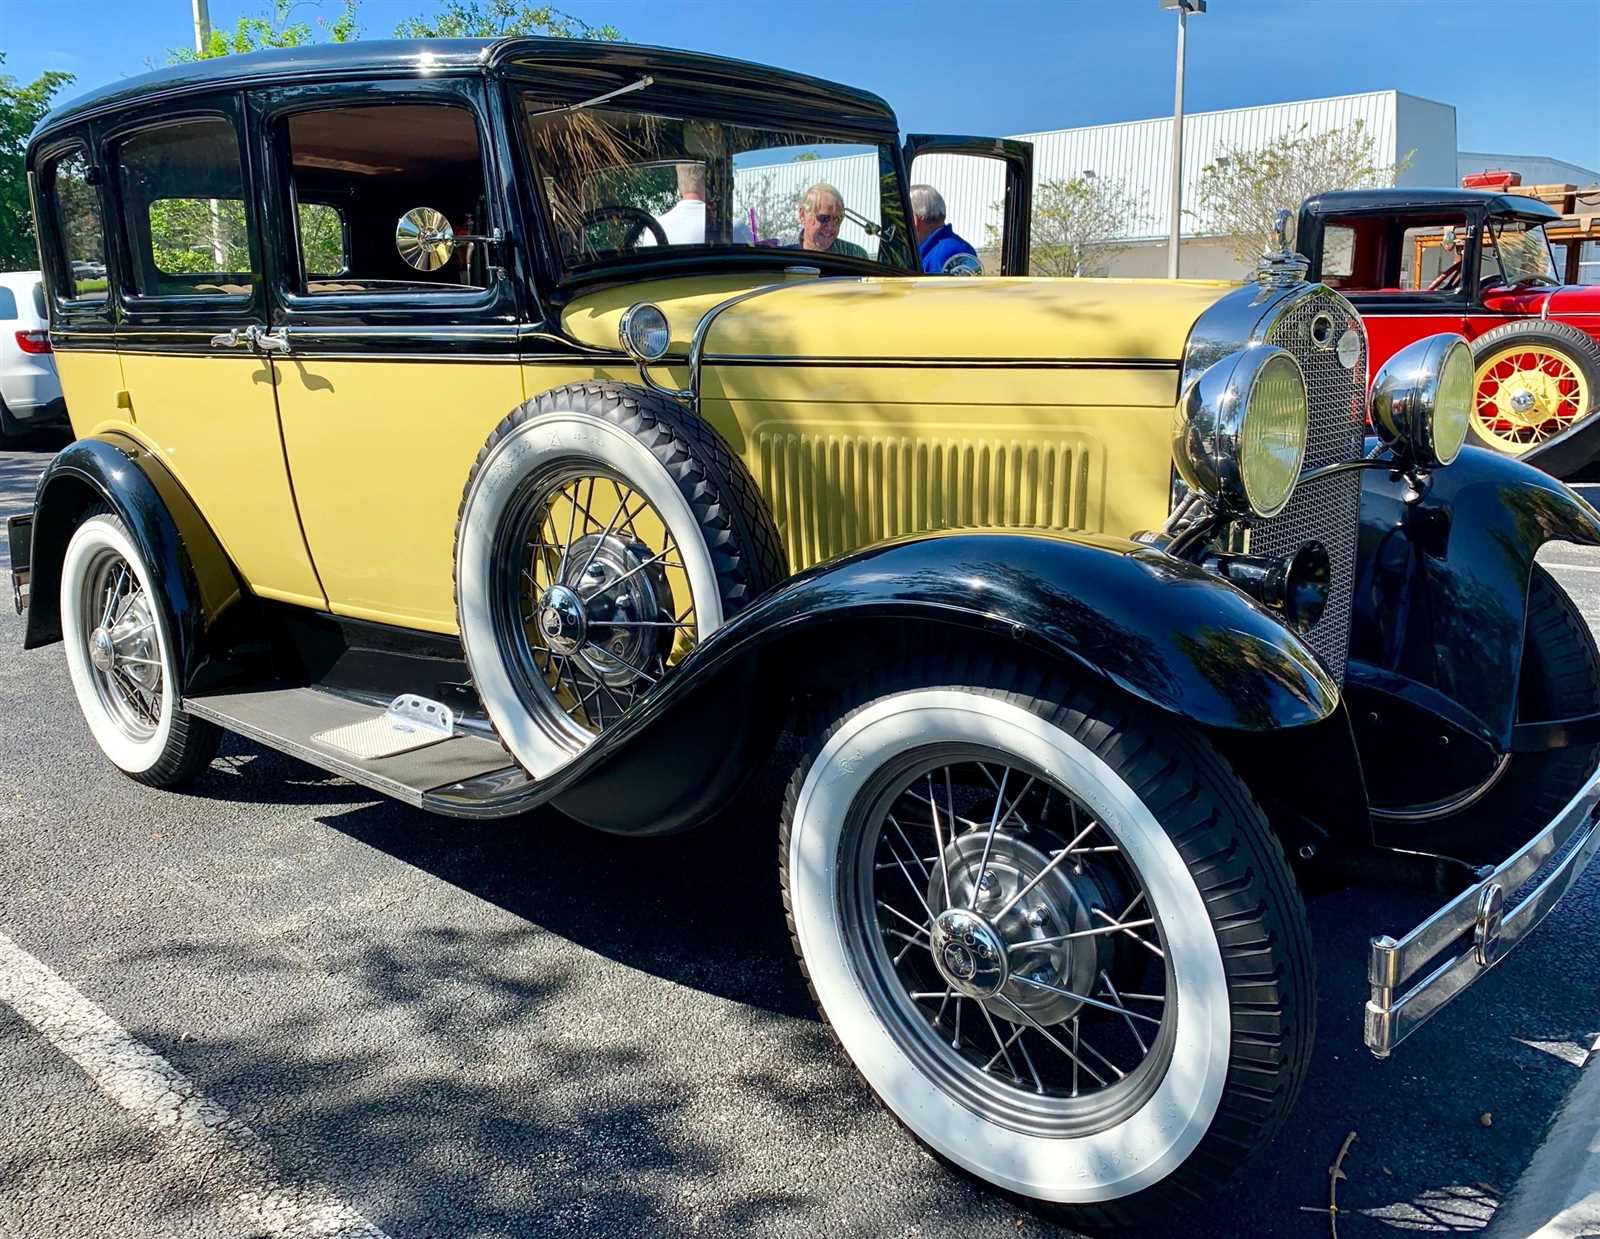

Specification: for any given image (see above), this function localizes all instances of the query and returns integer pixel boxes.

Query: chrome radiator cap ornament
[1256,208,1310,288]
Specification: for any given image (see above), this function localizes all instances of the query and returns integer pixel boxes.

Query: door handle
[207,325,290,354]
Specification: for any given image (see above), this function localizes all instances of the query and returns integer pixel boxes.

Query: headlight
[1174,345,1309,519]
[619,302,670,363]
[1370,333,1472,468]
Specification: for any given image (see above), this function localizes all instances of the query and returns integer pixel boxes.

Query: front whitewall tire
[788,690,1230,1203]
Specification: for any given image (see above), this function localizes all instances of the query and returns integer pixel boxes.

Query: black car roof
[32,37,900,144]
[1300,188,1561,222]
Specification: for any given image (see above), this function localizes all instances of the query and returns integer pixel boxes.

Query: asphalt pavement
[1,433,1597,1238]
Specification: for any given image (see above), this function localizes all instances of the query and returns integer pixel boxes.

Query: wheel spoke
[1100,970,1149,1055]
[1090,906,1165,959]
[1011,974,1163,1026]
[887,815,932,884]
[926,774,954,907]
[993,993,1107,1088]
[975,1000,1020,1082]
[883,834,937,921]
[876,899,932,938]
[1008,917,1157,951]
[993,815,1100,919]
[968,766,1009,911]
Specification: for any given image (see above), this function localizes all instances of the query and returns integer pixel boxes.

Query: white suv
[0,270,67,444]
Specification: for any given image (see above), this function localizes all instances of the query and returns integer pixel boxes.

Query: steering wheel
[1425,257,1463,292]
[580,205,669,254]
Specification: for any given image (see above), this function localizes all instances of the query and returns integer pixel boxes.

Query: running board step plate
[315,693,456,760]
[184,686,517,810]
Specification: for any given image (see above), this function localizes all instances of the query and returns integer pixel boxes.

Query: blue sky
[5,0,1598,170]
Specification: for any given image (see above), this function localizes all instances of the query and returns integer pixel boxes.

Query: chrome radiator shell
[1180,282,1369,682]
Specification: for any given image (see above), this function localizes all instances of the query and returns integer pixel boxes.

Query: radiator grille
[753,431,1095,571]
[1252,287,1368,681]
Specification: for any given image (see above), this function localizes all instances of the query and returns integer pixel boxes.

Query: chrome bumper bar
[1365,764,1600,1057]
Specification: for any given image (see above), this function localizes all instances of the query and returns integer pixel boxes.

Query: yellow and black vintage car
[11,37,1600,1222]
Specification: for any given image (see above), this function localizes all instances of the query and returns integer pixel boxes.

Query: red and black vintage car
[1297,189,1600,476]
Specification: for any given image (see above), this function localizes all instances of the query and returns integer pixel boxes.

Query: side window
[280,103,489,295]
[1321,225,1355,280]
[296,202,349,276]
[1398,218,1468,292]
[0,288,15,320]
[42,148,109,303]
[115,117,254,299]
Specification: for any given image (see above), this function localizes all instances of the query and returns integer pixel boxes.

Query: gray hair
[799,182,845,215]
[909,184,946,223]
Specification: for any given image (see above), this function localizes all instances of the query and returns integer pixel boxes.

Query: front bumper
[6,512,30,614]
[1365,763,1600,1057]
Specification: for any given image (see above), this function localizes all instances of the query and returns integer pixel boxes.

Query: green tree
[0,55,75,270]
[394,2,619,38]
[993,175,1148,278]
[1192,121,1414,263]
[168,0,361,61]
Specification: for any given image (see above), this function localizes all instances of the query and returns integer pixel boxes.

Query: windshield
[520,94,914,275]
[1481,217,1560,287]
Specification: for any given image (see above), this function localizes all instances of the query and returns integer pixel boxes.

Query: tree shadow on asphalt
[105,733,1597,1238]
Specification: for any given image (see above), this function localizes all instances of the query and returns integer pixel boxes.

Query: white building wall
[1394,93,1459,186]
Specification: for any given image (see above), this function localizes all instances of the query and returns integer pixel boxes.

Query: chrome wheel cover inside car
[78,548,164,742]
[494,464,700,737]
[847,751,1175,1136]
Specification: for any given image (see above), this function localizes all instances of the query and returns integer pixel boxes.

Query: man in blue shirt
[911,184,982,275]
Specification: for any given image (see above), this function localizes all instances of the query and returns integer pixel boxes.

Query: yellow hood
[561,273,1237,365]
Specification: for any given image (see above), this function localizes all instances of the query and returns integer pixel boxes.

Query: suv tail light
[14,329,52,355]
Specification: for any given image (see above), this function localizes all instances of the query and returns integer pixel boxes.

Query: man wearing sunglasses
[797,182,867,258]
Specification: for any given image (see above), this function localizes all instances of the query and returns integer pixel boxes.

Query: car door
[253,78,524,634]
[31,132,121,439]
[102,94,326,609]
[903,135,1033,275]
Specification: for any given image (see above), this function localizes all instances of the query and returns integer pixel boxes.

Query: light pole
[1160,0,1205,279]
[192,0,212,54]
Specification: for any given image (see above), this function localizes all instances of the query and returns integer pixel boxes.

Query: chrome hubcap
[930,909,1008,998]
[1509,388,1536,414]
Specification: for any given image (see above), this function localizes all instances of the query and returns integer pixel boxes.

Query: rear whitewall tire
[787,690,1231,1204]
[59,513,218,784]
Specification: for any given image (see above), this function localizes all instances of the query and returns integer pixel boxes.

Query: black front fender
[550,530,1339,833]
[1351,440,1600,753]
[23,434,250,694]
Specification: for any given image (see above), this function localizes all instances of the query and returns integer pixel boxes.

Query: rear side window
[42,147,109,302]
[280,103,489,295]
[32,282,47,318]
[115,117,254,299]
[0,288,15,320]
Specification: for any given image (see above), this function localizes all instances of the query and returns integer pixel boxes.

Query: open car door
[903,135,1033,275]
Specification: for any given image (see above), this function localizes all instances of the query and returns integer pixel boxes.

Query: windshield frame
[1481,214,1562,290]
[504,75,918,290]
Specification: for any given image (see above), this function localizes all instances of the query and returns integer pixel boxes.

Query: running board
[183,686,540,818]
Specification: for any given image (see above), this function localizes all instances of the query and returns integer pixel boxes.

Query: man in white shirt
[643,164,707,246]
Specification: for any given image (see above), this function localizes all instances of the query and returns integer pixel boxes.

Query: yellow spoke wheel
[1467,324,1600,460]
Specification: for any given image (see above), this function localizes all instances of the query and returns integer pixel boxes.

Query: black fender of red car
[1349,439,1600,767]
[22,434,253,694]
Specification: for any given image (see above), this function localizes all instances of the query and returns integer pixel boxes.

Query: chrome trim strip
[1364,760,1600,1057]
[701,354,1181,370]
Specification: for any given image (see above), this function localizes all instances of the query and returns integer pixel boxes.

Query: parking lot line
[0,929,391,1239]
